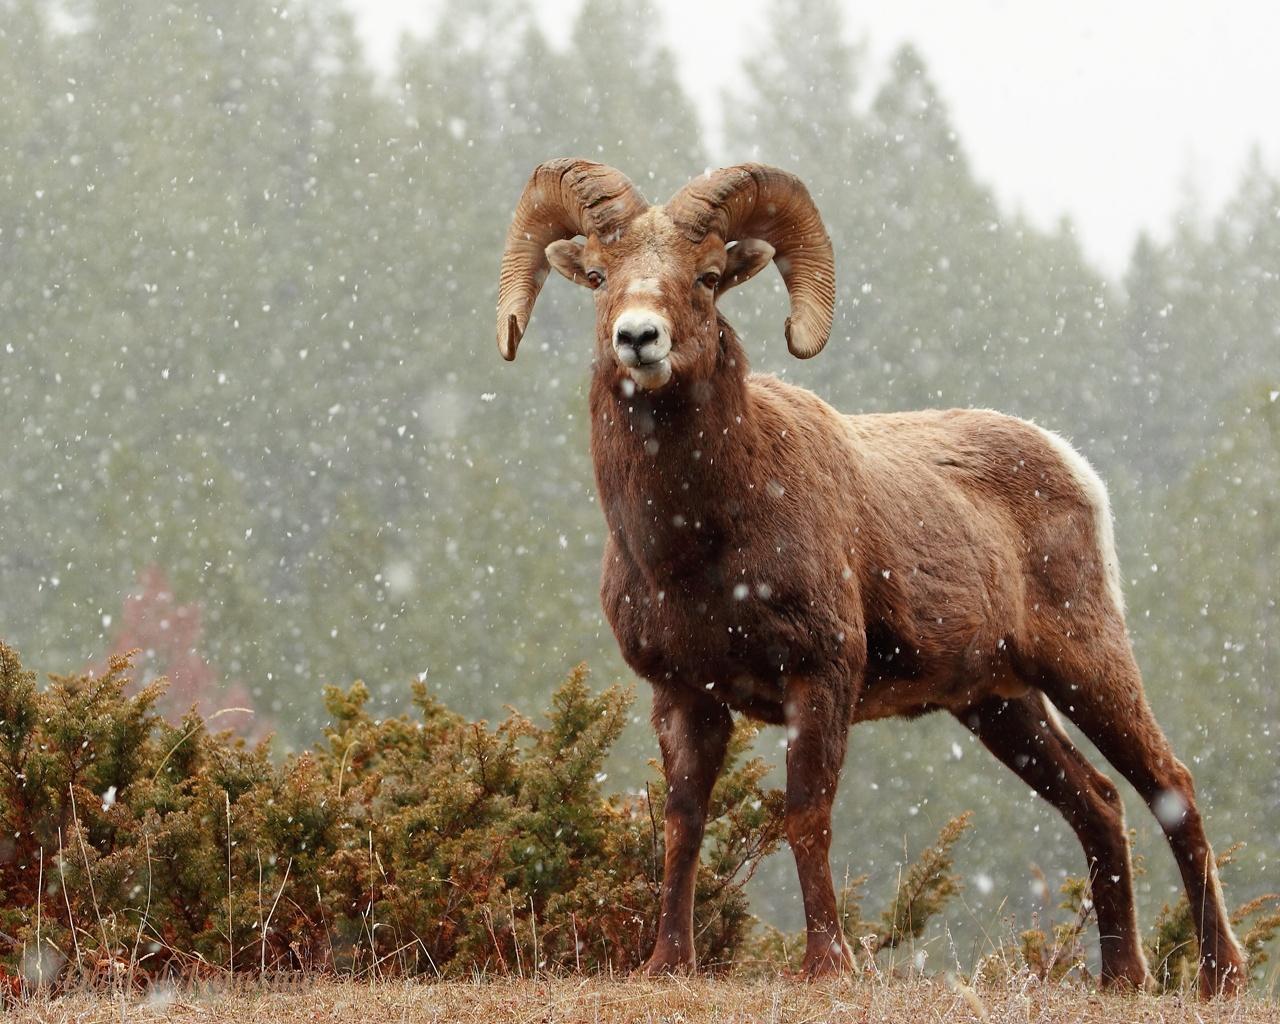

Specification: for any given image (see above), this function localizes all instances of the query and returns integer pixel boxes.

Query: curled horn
[496,159,648,360]
[666,165,835,358]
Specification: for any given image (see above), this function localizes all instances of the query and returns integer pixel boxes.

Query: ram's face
[546,207,774,391]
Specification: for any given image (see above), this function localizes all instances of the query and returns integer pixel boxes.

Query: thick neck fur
[588,319,757,582]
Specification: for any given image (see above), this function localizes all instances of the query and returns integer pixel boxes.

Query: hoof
[801,939,854,981]
[1099,963,1154,994]
[642,948,695,977]
[1199,957,1247,1000]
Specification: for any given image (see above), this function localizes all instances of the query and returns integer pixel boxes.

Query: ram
[495,160,1245,997]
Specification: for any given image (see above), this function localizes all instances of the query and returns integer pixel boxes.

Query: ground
[8,977,1280,1024]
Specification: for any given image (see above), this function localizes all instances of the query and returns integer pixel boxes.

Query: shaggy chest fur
[599,536,851,723]
[590,374,841,721]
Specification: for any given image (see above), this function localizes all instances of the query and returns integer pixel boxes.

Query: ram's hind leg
[1042,641,1246,998]
[956,693,1150,989]
[644,685,733,976]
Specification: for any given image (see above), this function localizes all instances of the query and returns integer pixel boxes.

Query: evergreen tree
[1132,383,1280,855]
[0,0,1275,941]
[722,0,869,383]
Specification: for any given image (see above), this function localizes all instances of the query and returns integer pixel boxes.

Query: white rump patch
[1036,425,1125,614]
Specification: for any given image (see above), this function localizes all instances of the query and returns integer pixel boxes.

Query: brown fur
[503,172,1247,997]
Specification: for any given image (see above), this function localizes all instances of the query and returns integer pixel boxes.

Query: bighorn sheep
[495,159,1246,996]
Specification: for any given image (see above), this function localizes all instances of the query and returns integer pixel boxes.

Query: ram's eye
[699,271,720,290]
[585,270,605,288]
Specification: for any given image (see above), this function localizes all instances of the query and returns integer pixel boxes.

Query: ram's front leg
[784,673,855,978]
[644,685,733,975]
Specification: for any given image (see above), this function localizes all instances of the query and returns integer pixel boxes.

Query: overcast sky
[346,0,1280,274]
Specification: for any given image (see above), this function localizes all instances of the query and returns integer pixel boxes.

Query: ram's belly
[853,662,1029,721]
[659,640,1029,726]
[688,670,788,724]
[853,590,1030,721]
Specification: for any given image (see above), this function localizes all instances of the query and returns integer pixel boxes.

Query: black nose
[616,324,660,349]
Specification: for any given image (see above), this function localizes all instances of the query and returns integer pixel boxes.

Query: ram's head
[496,161,835,390]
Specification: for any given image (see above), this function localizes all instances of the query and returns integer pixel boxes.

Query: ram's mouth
[626,358,672,390]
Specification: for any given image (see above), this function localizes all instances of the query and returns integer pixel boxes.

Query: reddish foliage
[98,565,254,728]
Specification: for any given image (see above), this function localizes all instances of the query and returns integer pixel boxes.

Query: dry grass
[7,975,1280,1024]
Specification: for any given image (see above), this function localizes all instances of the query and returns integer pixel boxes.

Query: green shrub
[0,642,787,986]
[1143,846,1280,993]
[11,638,1266,997]
[978,846,1280,993]
[746,812,974,972]
[0,640,972,991]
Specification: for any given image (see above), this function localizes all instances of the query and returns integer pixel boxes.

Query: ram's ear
[546,240,591,287]
[720,239,775,293]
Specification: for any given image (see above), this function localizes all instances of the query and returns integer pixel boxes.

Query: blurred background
[1,0,1276,958]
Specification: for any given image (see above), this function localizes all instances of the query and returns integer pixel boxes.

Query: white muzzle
[613,309,672,388]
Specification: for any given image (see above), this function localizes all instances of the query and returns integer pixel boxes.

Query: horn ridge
[667,164,835,358]
[495,159,647,360]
